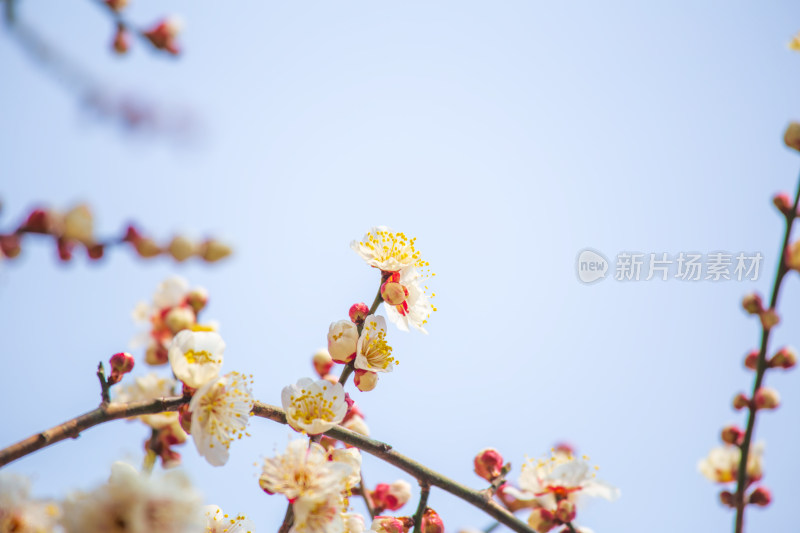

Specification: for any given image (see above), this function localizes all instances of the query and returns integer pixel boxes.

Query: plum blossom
[281,378,347,435]
[0,473,60,533]
[383,268,434,334]
[168,329,225,388]
[113,372,179,429]
[204,505,255,533]
[698,442,764,483]
[328,320,359,364]
[355,316,396,373]
[351,227,428,272]
[189,372,254,467]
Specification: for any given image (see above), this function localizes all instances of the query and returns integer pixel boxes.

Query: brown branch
[359,473,375,519]
[733,171,800,533]
[277,503,294,533]
[251,402,536,533]
[412,482,430,533]
[0,396,188,468]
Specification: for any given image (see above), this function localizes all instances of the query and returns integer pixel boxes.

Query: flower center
[184,349,216,364]
[290,388,337,424]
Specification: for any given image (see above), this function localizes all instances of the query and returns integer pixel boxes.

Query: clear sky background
[3,1,800,532]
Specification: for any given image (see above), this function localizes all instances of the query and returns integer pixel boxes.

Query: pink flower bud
[186,287,209,313]
[742,293,764,315]
[312,349,334,378]
[143,17,182,55]
[328,320,358,363]
[748,486,772,506]
[474,448,504,482]
[784,122,800,152]
[497,483,533,512]
[421,509,444,533]
[110,352,135,373]
[370,480,411,512]
[57,237,74,262]
[719,490,735,508]
[744,350,759,370]
[381,281,407,306]
[733,393,750,411]
[22,209,52,234]
[349,302,369,323]
[754,387,780,410]
[720,425,744,446]
[760,308,780,330]
[554,500,576,523]
[145,344,169,366]
[112,25,130,54]
[354,369,378,392]
[527,508,556,533]
[553,442,575,455]
[371,516,411,533]
[87,243,105,260]
[770,346,797,370]
[773,192,793,216]
[105,0,128,11]
[0,234,21,258]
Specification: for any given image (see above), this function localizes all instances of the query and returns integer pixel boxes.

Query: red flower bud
[474,448,504,482]
[732,393,750,411]
[349,302,369,323]
[420,508,444,533]
[753,387,780,410]
[744,350,759,370]
[748,486,771,506]
[720,425,745,446]
[741,293,764,315]
[770,346,797,370]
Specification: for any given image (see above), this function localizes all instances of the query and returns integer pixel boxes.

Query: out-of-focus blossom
[0,473,60,533]
[369,480,411,512]
[281,378,347,435]
[204,504,256,533]
[698,443,764,483]
[113,372,179,429]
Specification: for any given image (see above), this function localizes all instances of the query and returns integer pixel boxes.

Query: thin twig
[411,482,430,533]
[277,503,294,533]
[733,171,800,533]
[359,472,375,519]
[96,362,111,404]
[565,523,578,533]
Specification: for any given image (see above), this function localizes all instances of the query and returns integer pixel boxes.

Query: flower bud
[200,239,231,262]
[741,293,764,315]
[719,490,735,508]
[63,204,94,244]
[110,352,135,374]
[327,320,358,363]
[349,302,369,323]
[178,405,192,434]
[474,448,504,482]
[784,122,800,152]
[733,393,750,410]
[748,486,772,506]
[354,369,378,392]
[0,234,21,258]
[773,192,793,216]
[186,287,209,313]
[112,25,130,54]
[143,17,182,55]
[57,237,74,262]
[22,209,52,234]
[312,349,334,378]
[496,483,532,512]
[165,306,196,334]
[759,308,780,330]
[527,508,556,533]
[135,237,161,258]
[105,0,128,11]
[554,500,576,523]
[754,387,780,410]
[744,350,759,370]
[370,516,411,533]
[322,374,338,385]
[145,343,169,366]
[553,442,575,456]
[342,414,370,437]
[381,282,407,306]
[87,243,105,260]
[421,509,444,533]
[770,346,797,369]
[168,235,196,262]
[720,425,744,446]
[370,480,411,512]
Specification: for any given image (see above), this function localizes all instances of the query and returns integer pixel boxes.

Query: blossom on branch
[188,371,254,467]
[351,227,428,272]
[204,504,255,533]
[383,268,435,334]
[355,315,396,374]
[168,329,225,389]
[0,473,60,533]
[113,372,179,429]
[281,378,347,434]
[698,443,764,483]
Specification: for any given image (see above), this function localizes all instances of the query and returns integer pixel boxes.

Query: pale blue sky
[3,1,800,532]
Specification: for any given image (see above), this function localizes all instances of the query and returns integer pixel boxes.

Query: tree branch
[412,482,430,533]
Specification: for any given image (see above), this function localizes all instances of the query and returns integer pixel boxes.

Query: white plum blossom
[327,320,359,363]
[355,315,396,373]
[342,414,370,437]
[383,267,434,334]
[351,227,428,272]
[168,329,225,388]
[698,442,765,483]
[204,505,255,533]
[61,462,203,533]
[326,448,362,491]
[281,378,347,435]
[0,473,60,533]
[189,371,254,467]
[259,440,359,502]
[510,452,620,513]
[290,494,346,533]
[343,513,366,533]
[113,373,179,429]
[153,276,190,309]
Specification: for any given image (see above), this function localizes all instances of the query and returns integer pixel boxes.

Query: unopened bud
[143,17,182,55]
[349,302,369,323]
[553,442,575,456]
[421,509,444,533]
[145,344,169,366]
[200,239,231,262]
[754,387,780,410]
[733,393,750,411]
[105,0,128,11]
[371,516,411,533]
[112,25,130,54]
[748,486,772,506]
[742,293,764,315]
[178,405,192,434]
[496,483,532,512]
[474,448,504,482]
[759,308,780,330]
[312,349,334,378]
[784,122,800,152]
[328,320,358,363]
[370,480,411,512]
[744,350,760,370]
[720,425,744,445]
[165,306,195,334]
[719,490,735,508]
[22,209,52,234]
[381,281,407,306]
[773,192,793,216]
[135,237,161,258]
[342,414,370,437]
[527,508,556,533]
[554,500,576,523]
[186,287,209,313]
[322,374,338,385]
[63,204,94,245]
[0,234,21,258]
[57,237,74,262]
[354,369,378,392]
[110,352,135,374]
[770,346,797,369]
[168,235,196,262]
[87,243,105,260]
